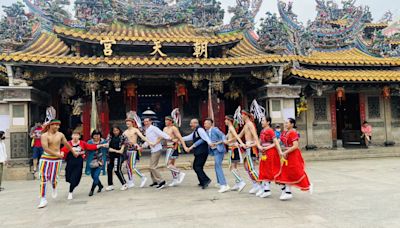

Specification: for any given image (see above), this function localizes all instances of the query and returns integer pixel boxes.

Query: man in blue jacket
[204,118,230,193]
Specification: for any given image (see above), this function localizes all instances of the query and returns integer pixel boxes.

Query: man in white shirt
[142,118,171,189]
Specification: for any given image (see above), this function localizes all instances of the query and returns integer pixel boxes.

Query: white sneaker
[177,173,186,184]
[256,188,264,197]
[67,193,73,200]
[231,183,240,191]
[105,185,115,191]
[37,198,48,209]
[238,181,246,192]
[168,179,177,187]
[140,177,147,188]
[214,183,221,188]
[218,185,230,193]
[51,188,57,199]
[120,184,128,191]
[127,182,135,189]
[280,193,293,201]
[249,185,260,194]
[309,183,314,195]
[260,191,271,198]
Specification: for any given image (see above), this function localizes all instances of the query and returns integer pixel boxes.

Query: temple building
[0,0,399,174]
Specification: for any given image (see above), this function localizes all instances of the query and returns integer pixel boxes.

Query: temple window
[390,96,400,119]
[367,96,381,119]
[314,97,327,121]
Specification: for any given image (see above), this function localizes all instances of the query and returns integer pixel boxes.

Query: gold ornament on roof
[193,41,208,58]
[100,39,116,56]
[150,41,167,57]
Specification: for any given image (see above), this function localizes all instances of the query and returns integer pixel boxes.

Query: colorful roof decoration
[291,69,400,82]
[54,24,244,44]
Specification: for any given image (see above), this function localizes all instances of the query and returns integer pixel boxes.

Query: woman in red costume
[257,116,282,198]
[276,118,312,201]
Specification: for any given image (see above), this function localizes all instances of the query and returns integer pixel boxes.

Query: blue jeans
[90,167,101,186]
[213,151,226,186]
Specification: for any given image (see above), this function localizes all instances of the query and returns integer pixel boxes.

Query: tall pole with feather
[208,80,214,121]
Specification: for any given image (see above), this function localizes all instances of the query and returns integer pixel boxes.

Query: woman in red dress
[276,118,312,201]
[257,116,282,198]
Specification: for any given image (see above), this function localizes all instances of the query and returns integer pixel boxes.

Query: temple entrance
[336,93,361,147]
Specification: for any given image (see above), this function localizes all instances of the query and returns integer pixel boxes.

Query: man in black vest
[183,119,213,189]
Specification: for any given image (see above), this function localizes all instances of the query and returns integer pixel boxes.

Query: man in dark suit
[183,119,213,189]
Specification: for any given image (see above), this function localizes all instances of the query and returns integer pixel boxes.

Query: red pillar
[82,101,91,141]
[330,93,337,141]
[359,93,366,123]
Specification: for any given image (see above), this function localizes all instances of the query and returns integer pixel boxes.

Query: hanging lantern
[336,87,345,103]
[383,86,391,99]
[125,83,137,97]
[176,83,188,103]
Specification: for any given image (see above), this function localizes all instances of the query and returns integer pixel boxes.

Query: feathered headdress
[233,106,244,127]
[171,108,181,127]
[250,99,266,123]
[126,111,142,128]
[44,106,56,125]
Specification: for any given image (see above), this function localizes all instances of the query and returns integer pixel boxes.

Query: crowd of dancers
[36,101,312,209]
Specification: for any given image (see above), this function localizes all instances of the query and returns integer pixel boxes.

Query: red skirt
[258,147,281,182]
[275,149,311,191]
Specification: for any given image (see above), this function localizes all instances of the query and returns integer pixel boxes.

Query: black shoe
[156,181,166,189]
[202,180,211,189]
[198,183,202,187]
[88,190,94,197]
[98,183,103,193]
[150,182,158,187]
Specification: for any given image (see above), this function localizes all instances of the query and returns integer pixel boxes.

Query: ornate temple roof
[291,69,400,82]
[298,48,400,66]
[54,24,244,45]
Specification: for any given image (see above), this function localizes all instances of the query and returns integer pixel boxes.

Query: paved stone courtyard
[1,157,399,228]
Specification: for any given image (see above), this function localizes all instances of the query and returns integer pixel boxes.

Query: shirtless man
[238,110,262,195]
[38,119,76,209]
[224,115,247,192]
[163,116,189,187]
[123,117,154,188]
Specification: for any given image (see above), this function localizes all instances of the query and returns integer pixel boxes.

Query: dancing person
[87,130,107,197]
[204,118,230,193]
[163,116,189,187]
[184,119,213,189]
[223,115,247,192]
[142,118,171,189]
[238,110,261,195]
[106,126,128,191]
[38,119,76,208]
[275,118,312,201]
[123,112,154,188]
[62,130,107,199]
[257,117,282,198]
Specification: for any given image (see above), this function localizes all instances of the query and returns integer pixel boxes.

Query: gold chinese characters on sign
[100,39,116,56]
[150,41,167,57]
[193,41,208,58]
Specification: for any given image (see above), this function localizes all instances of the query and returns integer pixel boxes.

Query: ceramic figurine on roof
[227,0,262,30]
[257,12,292,54]
[0,2,35,52]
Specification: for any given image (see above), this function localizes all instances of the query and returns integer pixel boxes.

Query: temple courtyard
[0,157,398,228]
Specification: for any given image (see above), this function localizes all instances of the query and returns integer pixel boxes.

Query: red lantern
[176,83,188,103]
[336,87,345,103]
[126,83,137,97]
[383,86,390,99]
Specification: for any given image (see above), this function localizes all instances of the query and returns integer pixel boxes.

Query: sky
[1,0,399,26]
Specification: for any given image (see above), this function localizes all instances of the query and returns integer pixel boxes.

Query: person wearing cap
[163,116,189,187]
[38,119,76,209]
[238,110,262,195]
[223,115,247,192]
[123,115,154,189]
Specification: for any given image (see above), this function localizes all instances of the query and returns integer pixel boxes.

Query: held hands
[59,152,65,159]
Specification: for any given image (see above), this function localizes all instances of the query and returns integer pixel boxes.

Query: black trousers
[65,155,83,193]
[107,152,126,186]
[193,152,210,186]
